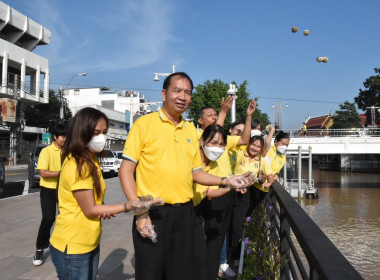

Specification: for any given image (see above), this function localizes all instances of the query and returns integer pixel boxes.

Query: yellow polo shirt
[265,145,286,175]
[36,143,62,189]
[50,155,105,254]
[236,152,273,193]
[123,109,203,204]
[193,161,222,207]
[229,145,246,174]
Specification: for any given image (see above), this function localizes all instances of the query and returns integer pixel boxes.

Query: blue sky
[8,0,380,129]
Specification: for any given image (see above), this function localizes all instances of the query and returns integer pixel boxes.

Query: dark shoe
[33,249,44,266]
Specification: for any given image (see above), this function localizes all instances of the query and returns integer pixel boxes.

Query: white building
[0,1,50,164]
[64,87,162,149]
[0,1,50,103]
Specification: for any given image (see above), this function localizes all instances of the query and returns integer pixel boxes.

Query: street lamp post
[366,106,380,127]
[60,73,87,119]
[153,65,175,81]
[227,84,238,122]
[271,101,288,130]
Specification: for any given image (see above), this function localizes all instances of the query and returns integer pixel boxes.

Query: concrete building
[0,1,50,164]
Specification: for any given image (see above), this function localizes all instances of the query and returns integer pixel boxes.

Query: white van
[100,149,121,174]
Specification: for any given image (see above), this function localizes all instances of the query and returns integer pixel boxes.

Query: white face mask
[202,145,225,161]
[277,145,288,154]
[88,134,107,153]
[250,129,262,137]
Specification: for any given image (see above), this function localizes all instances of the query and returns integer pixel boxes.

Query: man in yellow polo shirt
[33,124,67,266]
[119,72,249,280]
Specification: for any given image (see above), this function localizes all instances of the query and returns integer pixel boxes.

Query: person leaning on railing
[264,130,290,183]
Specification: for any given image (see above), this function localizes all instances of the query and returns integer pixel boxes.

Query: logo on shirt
[187,138,191,143]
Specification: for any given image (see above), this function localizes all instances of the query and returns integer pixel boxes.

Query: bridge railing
[283,128,380,137]
[267,182,363,279]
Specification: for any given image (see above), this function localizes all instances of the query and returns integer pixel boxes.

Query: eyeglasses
[233,128,243,136]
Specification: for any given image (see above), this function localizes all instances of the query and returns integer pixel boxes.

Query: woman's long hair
[62,107,109,197]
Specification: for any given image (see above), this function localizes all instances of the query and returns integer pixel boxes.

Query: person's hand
[220,96,234,114]
[127,197,164,215]
[273,174,280,182]
[262,182,272,189]
[98,213,117,220]
[266,124,275,133]
[227,173,251,189]
[247,100,257,117]
[238,187,248,194]
[135,213,155,238]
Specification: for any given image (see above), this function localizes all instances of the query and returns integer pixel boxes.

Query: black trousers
[200,192,234,279]
[36,187,57,249]
[133,202,194,280]
[192,211,208,280]
[246,187,268,217]
[229,191,250,260]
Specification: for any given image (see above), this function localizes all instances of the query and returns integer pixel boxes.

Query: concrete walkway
[0,176,136,280]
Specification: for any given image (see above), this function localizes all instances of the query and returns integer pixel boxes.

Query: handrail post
[309,146,312,188]
[280,205,290,279]
[298,145,302,201]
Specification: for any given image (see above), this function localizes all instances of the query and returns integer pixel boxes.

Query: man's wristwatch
[219,177,228,188]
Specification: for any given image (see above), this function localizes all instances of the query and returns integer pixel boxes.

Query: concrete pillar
[340,154,351,172]
[20,58,26,98]
[2,51,8,94]
[36,65,40,100]
[43,68,49,103]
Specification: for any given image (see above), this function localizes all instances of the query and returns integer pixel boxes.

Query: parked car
[115,151,123,160]
[28,144,47,189]
[0,156,6,196]
[100,149,121,174]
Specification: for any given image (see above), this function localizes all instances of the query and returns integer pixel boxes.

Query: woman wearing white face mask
[264,130,290,183]
[192,124,247,280]
[49,107,163,280]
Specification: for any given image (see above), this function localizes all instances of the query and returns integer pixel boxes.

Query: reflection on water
[300,169,380,279]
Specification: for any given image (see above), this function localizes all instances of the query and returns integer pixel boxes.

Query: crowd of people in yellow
[33,72,290,280]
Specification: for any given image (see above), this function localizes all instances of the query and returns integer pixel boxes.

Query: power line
[256,96,341,104]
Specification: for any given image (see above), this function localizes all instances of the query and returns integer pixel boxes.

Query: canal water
[299,168,380,279]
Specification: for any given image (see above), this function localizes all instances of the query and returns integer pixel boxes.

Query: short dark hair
[251,118,263,130]
[197,106,215,119]
[229,119,245,130]
[275,130,290,143]
[162,72,194,92]
[202,124,227,146]
[51,123,68,137]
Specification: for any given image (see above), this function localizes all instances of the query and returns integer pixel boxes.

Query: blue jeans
[220,236,227,264]
[49,244,100,280]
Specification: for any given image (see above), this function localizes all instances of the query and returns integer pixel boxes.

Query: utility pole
[59,85,63,120]
[227,84,237,122]
[366,106,380,127]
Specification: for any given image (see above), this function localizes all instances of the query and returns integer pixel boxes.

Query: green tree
[187,79,269,129]
[331,101,362,129]
[354,68,380,125]
[24,89,72,130]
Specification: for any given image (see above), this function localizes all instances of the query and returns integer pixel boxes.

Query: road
[0,168,119,199]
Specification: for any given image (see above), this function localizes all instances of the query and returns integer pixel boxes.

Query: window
[101,100,114,110]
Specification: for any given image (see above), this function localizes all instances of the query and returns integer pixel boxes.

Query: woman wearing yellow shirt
[230,135,274,261]
[265,131,290,182]
[49,107,162,280]
[192,124,248,280]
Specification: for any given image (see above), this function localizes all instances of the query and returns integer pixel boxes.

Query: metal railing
[266,182,363,279]
[284,128,380,137]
